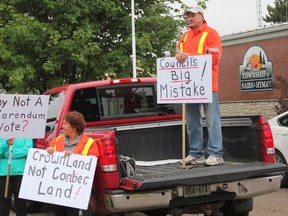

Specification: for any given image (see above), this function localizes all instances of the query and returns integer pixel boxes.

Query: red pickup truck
[31,77,286,216]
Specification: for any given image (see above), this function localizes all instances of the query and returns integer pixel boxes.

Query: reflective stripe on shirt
[197,32,208,54]
[81,138,94,156]
[180,32,190,52]
[207,47,221,53]
[53,135,63,151]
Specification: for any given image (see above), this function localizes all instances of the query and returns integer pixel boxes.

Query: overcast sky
[181,0,276,36]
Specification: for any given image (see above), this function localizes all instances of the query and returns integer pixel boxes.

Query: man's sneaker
[204,155,224,166]
[180,155,206,165]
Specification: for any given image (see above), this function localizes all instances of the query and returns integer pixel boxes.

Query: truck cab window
[46,92,64,132]
[154,83,182,115]
[98,85,182,118]
[98,86,156,118]
[70,88,100,122]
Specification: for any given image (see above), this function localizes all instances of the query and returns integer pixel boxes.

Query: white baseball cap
[184,6,204,16]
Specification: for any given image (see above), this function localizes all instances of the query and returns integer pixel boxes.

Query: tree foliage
[264,1,288,114]
[0,0,198,93]
[273,76,288,114]
[263,0,288,23]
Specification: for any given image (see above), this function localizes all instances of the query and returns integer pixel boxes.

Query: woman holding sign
[46,111,99,216]
[0,137,33,216]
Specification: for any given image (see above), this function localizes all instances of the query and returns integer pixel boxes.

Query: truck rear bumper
[104,175,281,213]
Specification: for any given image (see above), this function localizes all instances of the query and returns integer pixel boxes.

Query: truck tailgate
[121,162,288,190]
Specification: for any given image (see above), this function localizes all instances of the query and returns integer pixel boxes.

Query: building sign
[239,46,273,92]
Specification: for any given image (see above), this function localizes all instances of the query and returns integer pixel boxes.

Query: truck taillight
[258,116,275,163]
[99,139,117,172]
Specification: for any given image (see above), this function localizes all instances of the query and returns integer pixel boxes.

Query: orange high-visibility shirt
[176,21,223,92]
[49,133,99,157]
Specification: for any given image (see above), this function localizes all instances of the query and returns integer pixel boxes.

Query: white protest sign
[0,94,49,138]
[19,148,97,210]
[157,55,212,103]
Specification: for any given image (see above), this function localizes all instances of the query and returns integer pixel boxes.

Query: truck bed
[124,161,287,189]
[113,116,267,162]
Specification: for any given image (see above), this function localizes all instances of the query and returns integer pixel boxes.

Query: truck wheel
[142,210,167,216]
[275,149,288,188]
[220,198,252,216]
[121,213,150,216]
[204,209,222,216]
[220,206,249,216]
[107,212,149,216]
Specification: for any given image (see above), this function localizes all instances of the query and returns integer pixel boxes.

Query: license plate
[183,185,211,197]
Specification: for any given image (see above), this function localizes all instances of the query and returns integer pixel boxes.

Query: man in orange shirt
[176,6,224,166]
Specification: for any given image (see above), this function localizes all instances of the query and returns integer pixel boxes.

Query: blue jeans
[186,92,223,157]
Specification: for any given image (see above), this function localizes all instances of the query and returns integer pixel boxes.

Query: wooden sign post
[4,144,13,198]
[156,55,212,168]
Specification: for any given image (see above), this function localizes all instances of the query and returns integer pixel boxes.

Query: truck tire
[204,209,222,216]
[275,149,288,188]
[115,213,151,216]
[220,198,252,216]
[142,210,167,216]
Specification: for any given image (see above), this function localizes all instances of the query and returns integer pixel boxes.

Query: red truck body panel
[33,77,285,216]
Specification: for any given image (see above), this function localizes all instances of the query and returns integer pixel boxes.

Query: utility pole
[131,0,137,78]
[286,2,288,22]
[256,0,262,27]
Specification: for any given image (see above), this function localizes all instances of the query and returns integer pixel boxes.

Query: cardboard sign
[157,55,212,103]
[19,149,97,210]
[0,94,49,138]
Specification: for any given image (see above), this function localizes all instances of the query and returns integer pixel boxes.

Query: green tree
[0,0,187,93]
[273,75,288,114]
[0,0,209,93]
[263,0,288,23]
[265,1,288,114]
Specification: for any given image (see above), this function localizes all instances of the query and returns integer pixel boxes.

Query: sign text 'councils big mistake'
[19,148,97,210]
[0,94,49,138]
[157,55,212,104]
